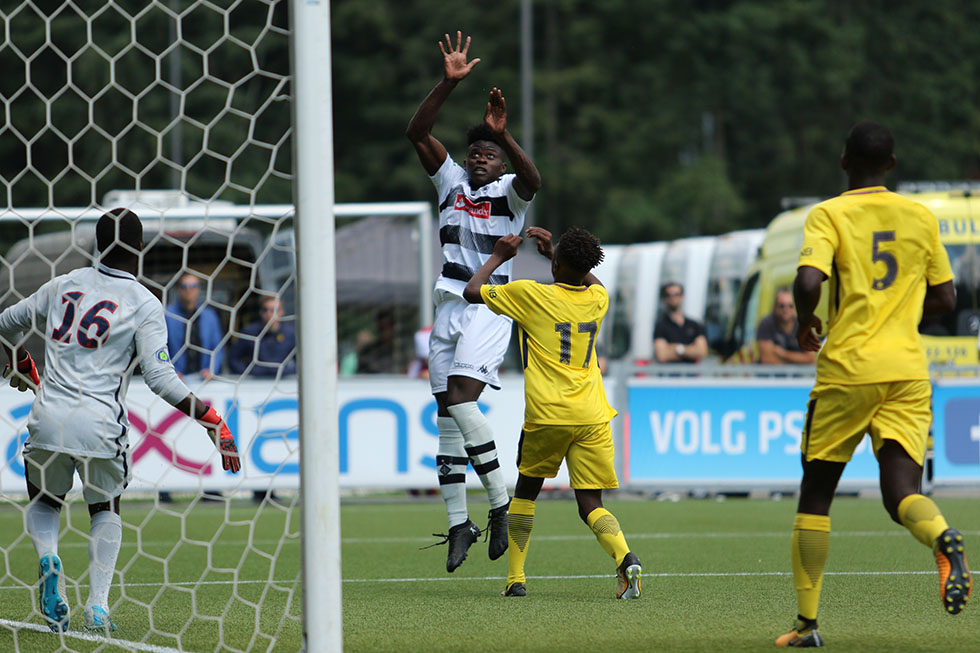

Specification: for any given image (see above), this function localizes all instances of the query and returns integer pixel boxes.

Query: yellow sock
[897,494,949,548]
[507,498,535,586]
[586,507,630,567]
[792,513,830,621]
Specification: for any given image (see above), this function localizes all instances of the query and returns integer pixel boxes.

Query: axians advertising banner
[0,374,566,495]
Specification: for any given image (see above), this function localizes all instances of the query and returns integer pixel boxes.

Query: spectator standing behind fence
[653,282,708,363]
[756,288,816,365]
[165,274,223,379]
[229,296,296,377]
[356,308,398,374]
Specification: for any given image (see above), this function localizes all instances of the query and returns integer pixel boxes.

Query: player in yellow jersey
[776,121,970,648]
[463,226,641,600]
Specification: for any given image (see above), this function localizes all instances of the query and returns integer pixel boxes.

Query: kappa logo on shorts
[477,365,489,375]
[943,398,980,464]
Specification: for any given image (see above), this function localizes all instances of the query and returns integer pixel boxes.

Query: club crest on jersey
[454,193,491,219]
[155,347,170,363]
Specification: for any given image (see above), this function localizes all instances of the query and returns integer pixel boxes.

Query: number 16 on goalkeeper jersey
[0,208,239,633]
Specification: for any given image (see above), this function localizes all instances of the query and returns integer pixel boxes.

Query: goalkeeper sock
[586,507,630,567]
[791,513,830,621]
[897,494,950,548]
[507,498,535,587]
[436,417,469,528]
[25,501,60,558]
[449,402,509,510]
[86,510,122,610]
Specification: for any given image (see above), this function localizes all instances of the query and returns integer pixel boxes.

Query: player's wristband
[200,407,221,426]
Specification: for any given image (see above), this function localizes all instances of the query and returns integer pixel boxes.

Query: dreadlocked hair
[555,227,604,275]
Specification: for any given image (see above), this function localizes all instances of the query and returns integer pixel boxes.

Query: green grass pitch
[0,494,977,651]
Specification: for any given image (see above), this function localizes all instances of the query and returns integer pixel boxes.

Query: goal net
[0,2,376,651]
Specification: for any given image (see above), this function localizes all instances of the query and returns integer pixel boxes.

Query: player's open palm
[215,423,241,474]
[526,226,554,259]
[439,31,479,82]
[484,87,508,134]
[200,406,242,473]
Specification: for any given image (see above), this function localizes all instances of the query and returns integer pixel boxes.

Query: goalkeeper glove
[3,352,40,393]
[198,407,241,473]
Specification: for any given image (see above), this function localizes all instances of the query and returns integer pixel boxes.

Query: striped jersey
[798,186,953,384]
[481,280,617,425]
[0,263,191,458]
[430,155,531,296]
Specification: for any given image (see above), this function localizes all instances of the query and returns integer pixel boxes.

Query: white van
[592,244,624,359]
[659,236,717,325]
[703,229,764,350]
[607,242,668,361]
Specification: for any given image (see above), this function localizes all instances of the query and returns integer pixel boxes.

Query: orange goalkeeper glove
[3,352,40,393]
[199,407,241,473]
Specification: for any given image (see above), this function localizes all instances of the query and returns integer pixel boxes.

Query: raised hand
[439,31,480,82]
[525,226,554,260]
[484,87,507,134]
[493,234,523,261]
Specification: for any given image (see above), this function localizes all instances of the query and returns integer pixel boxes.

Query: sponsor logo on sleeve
[155,347,171,363]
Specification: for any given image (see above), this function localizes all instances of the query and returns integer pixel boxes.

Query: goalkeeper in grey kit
[0,208,241,633]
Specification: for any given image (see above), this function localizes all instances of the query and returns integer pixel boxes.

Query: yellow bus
[722,185,980,366]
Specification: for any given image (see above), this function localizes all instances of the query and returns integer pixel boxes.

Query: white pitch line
[343,569,978,583]
[0,578,298,593]
[40,538,300,550]
[11,529,979,549]
[2,568,976,593]
[345,529,980,544]
[0,617,181,653]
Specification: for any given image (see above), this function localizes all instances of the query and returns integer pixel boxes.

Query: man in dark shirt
[653,282,707,363]
[756,288,816,365]
[356,308,398,374]
[229,296,296,377]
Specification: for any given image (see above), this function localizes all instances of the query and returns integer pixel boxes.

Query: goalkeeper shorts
[24,446,129,504]
[802,380,931,465]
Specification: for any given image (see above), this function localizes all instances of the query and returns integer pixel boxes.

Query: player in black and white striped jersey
[407,31,541,572]
[0,208,240,633]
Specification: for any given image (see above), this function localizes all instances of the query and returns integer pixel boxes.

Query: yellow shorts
[517,422,618,489]
[802,380,932,465]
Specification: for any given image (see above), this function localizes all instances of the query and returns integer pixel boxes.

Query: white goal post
[0,1,438,650]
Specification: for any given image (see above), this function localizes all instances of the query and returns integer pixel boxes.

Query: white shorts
[428,290,512,394]
[24,446,129,505]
